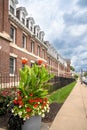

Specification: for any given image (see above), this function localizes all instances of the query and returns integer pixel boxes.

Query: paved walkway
[49,80,87,130]
[1,80,87,130]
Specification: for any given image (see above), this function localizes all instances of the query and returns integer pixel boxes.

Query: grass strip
[48,81,76,104]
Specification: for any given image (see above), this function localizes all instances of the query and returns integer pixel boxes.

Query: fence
[48,76,75,93]
[0,75,75,91]
[0,75,20,89]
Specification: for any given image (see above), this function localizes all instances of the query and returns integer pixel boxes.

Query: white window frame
[29,21,33,32]
[22,34,26,49]
[42,48,45,59]
[37,45,40,56]
[31,41,35,53]
[10,25,16,43]
[9,0,16,15]
[22,12,25,24]
[10,57,15,76]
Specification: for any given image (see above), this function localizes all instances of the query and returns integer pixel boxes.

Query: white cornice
[9,12,47,48]
[0,32,12,42]
[10,53,18,58]
[10,43,47,62]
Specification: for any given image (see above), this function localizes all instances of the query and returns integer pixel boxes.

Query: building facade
[0,0,71,78]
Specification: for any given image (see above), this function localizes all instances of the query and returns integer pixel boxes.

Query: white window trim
[10,21,17,28]
[37,45,40,56]
[42,48,45,59]
[31,41,34,53]
[10,26,16,44]
[9,0,16,15]
[10,53,17,58]
[22,34,26,49]
[31,60,35,63]
[10,57,16,76]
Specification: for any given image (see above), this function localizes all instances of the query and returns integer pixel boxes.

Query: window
[10,57,15,74]
[22,12,25,24]
[34,27,35,34]
[26,20,29,28]
[37,45,40,56]
[22,18,25,24]
[37,33,39,38]
[30,26,33,32]
[22,34,26,49]
[22,64,25,69]
[16,10,20,19]
[10,26,15,43]
[31,41,35,53]
[10,0,15,15]
[31,63,34,67]
[10,5,14,14]
[30,22,33,32]
[42,49,45,59]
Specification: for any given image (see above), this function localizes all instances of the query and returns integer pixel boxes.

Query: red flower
[44,98,47,102]
[34,104,38,108]
[26,107,32,112]
[18,96,22,101]
[22,59,28,64]
[39,98,43,103]
[17,91,21,95]
[29,93,33,97]
[13,100,18,105]
[37,59,43,65]
[18,100,23,106]
[29,99,34,103]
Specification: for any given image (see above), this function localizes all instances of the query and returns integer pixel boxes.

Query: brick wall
[0,0,71,78]
[0,37,10,76]
[0,0,10,33]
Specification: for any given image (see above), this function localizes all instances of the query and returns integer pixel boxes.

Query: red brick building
[0,0,71,78]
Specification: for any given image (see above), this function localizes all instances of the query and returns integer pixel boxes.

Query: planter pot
[22,115,41,130]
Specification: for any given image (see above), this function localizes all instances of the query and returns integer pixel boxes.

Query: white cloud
[18,0,87,71]
[69,25,87,36]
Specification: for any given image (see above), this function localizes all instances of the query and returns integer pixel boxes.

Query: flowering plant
[10,59,54,121]
[0,88,16,115]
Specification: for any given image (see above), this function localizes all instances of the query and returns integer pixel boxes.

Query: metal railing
[0,75,20,89]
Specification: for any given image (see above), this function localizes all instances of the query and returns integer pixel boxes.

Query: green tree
[70,66,75,71]
[74,74,78,79]
[84,71,87,77]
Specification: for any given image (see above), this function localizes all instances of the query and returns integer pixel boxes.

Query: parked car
[83,78,87,85]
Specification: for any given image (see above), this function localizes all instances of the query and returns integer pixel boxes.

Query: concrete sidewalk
[1,80,87,130]
[49,80,87,130]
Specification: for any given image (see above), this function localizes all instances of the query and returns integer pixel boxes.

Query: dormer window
[34,25,40,38]
[22,18,25,24]
[16,7,28,25]
[39,31,45,42]
[26,17,35,32]
[10,5,14,14]
[9,0,18,15]
[22,12,25,24]
[29,21,33,31]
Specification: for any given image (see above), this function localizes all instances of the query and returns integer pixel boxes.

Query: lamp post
[80,69,83,84]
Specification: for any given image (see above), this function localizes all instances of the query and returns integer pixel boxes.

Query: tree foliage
[70,66,75,71]
[84,71,87,77]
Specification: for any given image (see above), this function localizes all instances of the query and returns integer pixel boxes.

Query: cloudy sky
[18,0,87,71]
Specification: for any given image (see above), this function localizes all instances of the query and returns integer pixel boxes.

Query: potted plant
[0,88,16,115]
[8,59,54,130]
